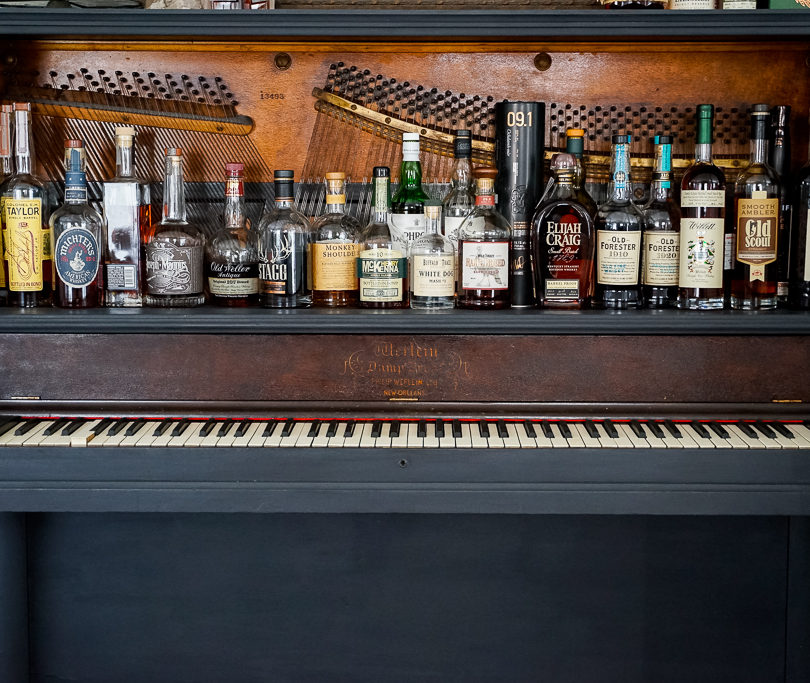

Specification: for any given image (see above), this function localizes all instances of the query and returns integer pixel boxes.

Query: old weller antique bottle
[531,153,596,308]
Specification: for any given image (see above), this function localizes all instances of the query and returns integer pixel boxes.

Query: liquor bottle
[0,104,13,305]
[205,163,259,306]
[594,134,643,309]
[731,104,781,310]
[50,140,104,308]
[2,103,51,307]
[442,130,474,255]
[389,133,430,254]
[531,153,596,309]
[791,150,810,309]
[457,167,511,309]
[677,105,726,310]
[357,166,408,308]
[102,126,151,307]
[769,105,792,307]
[641,135,681,308]
[411,203,455,310]
[144,148,205,307]
[256,169,312,308]
[311,171,361,307]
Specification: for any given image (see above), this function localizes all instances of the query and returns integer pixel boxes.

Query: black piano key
[14,421,36,436]
[92,419,112,435]
[648,422,666,439]
[170,419,189,437]
[198,419,216,437]
[61,420,83,436]
[0,418,18,437]
[708,422,730,439]
[478,421,490,438]
[152,421,171,437]
[417,421,427,438]
[262,421,277,438]
[540,421,554,439]
[343,421,356,438]
[389,422,401,438]
[234,421,250,438]
[435,421,446,439]
[692,422,711,439]
[771,422,794,439]
[754,421,776,439]
[738,422,758,439]
[371,421,383,439]
[525,421,537,439]
[107,420,128,436]
[326,421,338,438]
[452,420,462,438]
[307,421,320,438]
[603,421,619,438]
[43,419,69,436]
[496,420,509,438]
[664,420,682,438]
[584,421,599,439]
[629,420,646,438]
[558,422,572,439]
[280,419,296,438]
[217,420,234,438]
[125,419,147,437]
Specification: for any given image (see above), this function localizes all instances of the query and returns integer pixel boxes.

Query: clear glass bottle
[257,169,313,308]
[442,130,475,256]
[50,139,104,308]
[731,104,781,310]
[677,104,727,310]
[457,167,511,309]
[594,133,644,309]
[311,171,361,307]
[2,103,51,308]
[206,163,259,307]
[565,128,598,217]
[144,147,205,307]
[357,166,408,308]
[769,105,791,307]
[0,104,13,306]
[389,132,430,254]
[790,143,810,310]
[531,153,597,309]
[641,134,681,308]
[410,203,455,310]
[102,126,151,307]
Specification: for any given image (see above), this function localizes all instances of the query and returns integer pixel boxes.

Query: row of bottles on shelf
[0,101,808,311]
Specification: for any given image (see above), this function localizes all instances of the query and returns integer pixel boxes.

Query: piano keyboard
[1,417,809,450]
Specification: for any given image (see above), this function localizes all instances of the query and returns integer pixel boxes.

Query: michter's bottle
[442,130,474,255]
[641,135,680,308]
[3,103,51,307]
[410,203,455,310]
[102,126,151,307]
[594,134,643,309]
[357,166,408,308]
[257,170,312,308]
[144,148,205,307]
[677,105,726,310]
[206,163,259,306]
[769,105,791,306]
[311,171,361,307]
[791,147,810,309]
[531,153,596,309]
[50,140,104,308]
[389,133,429,254]
[457,167,511,309]
[731,105,781,310]
[0,104,13,305]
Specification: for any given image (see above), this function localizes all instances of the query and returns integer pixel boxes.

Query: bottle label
[443,215,465,249]
[670,0,714,7]
[680,189,725,209]
[207,262,259,297]
[64,185,87,203]
[312,241,360,291]
[679,218,723,289]
[412,254,455,297]
[723,0,756,7]
[596,230,641,285]
[259,232,308,296]
[389,213,426,253]
[545,279,580,299]
[54,227,99,288]
[461,241,509,290]
[145,243,203,295]
[356,247,406,302]
[724,233,735,271]
[736,196,778,281]
[4,198,43,291]
[643,231,679,286]
[225,177,243,198]
[0,232,5,289]
[106,263,137,291]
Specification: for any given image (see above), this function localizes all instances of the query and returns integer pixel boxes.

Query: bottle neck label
[610,143,631,196]
[225,177,243,198]
[475,194,496,207]
[55,227,99,288]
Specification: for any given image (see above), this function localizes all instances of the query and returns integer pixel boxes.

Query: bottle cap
[750,104,770,140]
[64,139,84,148]
[454,130,472,159]
[115,126,136,137]
[551,153,576,171]
[13,103,30,112]
[611,133,630,144]
[274,169,294,180]
[751,103,770,116]
[654,134,673,145]
[424,204,441,220]
[325,171,345,180]
[373,166,390,178]
[402,133,420,161]
[402,133,420,142]
[1,104,13,113]
[566,128,585,138]
[165,147,182,156]
[225,162,244,175]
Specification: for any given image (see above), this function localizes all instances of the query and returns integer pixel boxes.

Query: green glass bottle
[389,132,430,255]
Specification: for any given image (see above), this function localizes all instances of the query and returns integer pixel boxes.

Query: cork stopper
[424,204,441,220]
[474,166,497,194]
[115,126,136,138]
[325,171,346,200]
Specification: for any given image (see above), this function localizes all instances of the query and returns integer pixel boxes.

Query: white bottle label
[643,231,679,286]
[597,230,641,285]
[461,241,509,290]
[679,218,724,289]
[389,213,426,254]
[681,189,725,209]
[669,0,715,8]
[412,254,455,297]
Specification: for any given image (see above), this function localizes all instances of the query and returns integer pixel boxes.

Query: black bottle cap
[454,130,472,159]
[373,166,390,178]
[274,169,294,181]
[654,134,673,145]
[611,133,630,144]
[273,169,295,199]
[750,104,770,140]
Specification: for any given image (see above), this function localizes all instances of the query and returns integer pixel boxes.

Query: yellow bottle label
[5,198,44,291]
[312,241,360,291]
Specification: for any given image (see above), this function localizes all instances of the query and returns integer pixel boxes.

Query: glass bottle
[731,105,781,310]
[441,130,474,255]
[791,146,810,309]
[102,126,151,307]
[389,132,430,254]
[410,203,455,310]
[206,163,259,306]
[0,104,13,306]
[144,147,205,307]
[565,127,598,217]
[677,104,727,310]
[311,171,361,307]
[257,169,313,308]
[600,0,665,6]
[357,166,408,309]
[531,153,597,309]
[50,140,104,308]
[641,134,681,308]
[457,167,511,309]
[769,105,792,307]
[2,103,51,307]
[594,133,644,309]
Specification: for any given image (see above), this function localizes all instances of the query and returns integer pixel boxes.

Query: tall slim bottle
[102,126,151,307]
[731,105,780,310]
[594,134,643,309]
[677,105,726,310]
[0,104,13,305]
[641,135,680,308]
[791,145,810,309]
[442,130,474,255]
[144,148,205,307]
[769,105,791,306]
[2,103,51,307]
[389,133,430,254]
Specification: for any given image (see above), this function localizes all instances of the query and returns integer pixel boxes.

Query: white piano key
[546,423,569,449]
[342,423,363,448]
[726,424,779,450]
[6,421,51,447]
[406,423,424,449]
[530,423,553,448]
[294,422,317,448]
[668,424,698,448]
[423,422,440,449]
[69,420,102,447]
[455,423,472,449]
[708,424,748,449]
[375,423,392,449]
[470,423,488,449]
[656,424,684,449]
[485,423,505,449]
[0,420,24,445]
[590,422,619,448]
[636,423,667,449]
[279,422,307,448]
[311,422,332,448]
[679,424,716,449]
[151,422,182,448]
[167,422,197,447]
[328,423,349,448]
[36,421,86,448]
[752,423,789,450]
[118,421,152,447]
[514,423,537,448]
[765,428,800,449]
[133,421,165,447]
[264,422,287,448]
[87,420,124,448]
[502,423,521,448]
[562,422,584,448]
[214,422,241,448]
[358,423,376,449]
[619,424,648,449]
[439,422,456,450]
[782,424,810,448]
[183,422,217,448]
[97,421,137,448]
[231,422,261,447]
[390,424,409,448]
[574,424,602,449]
